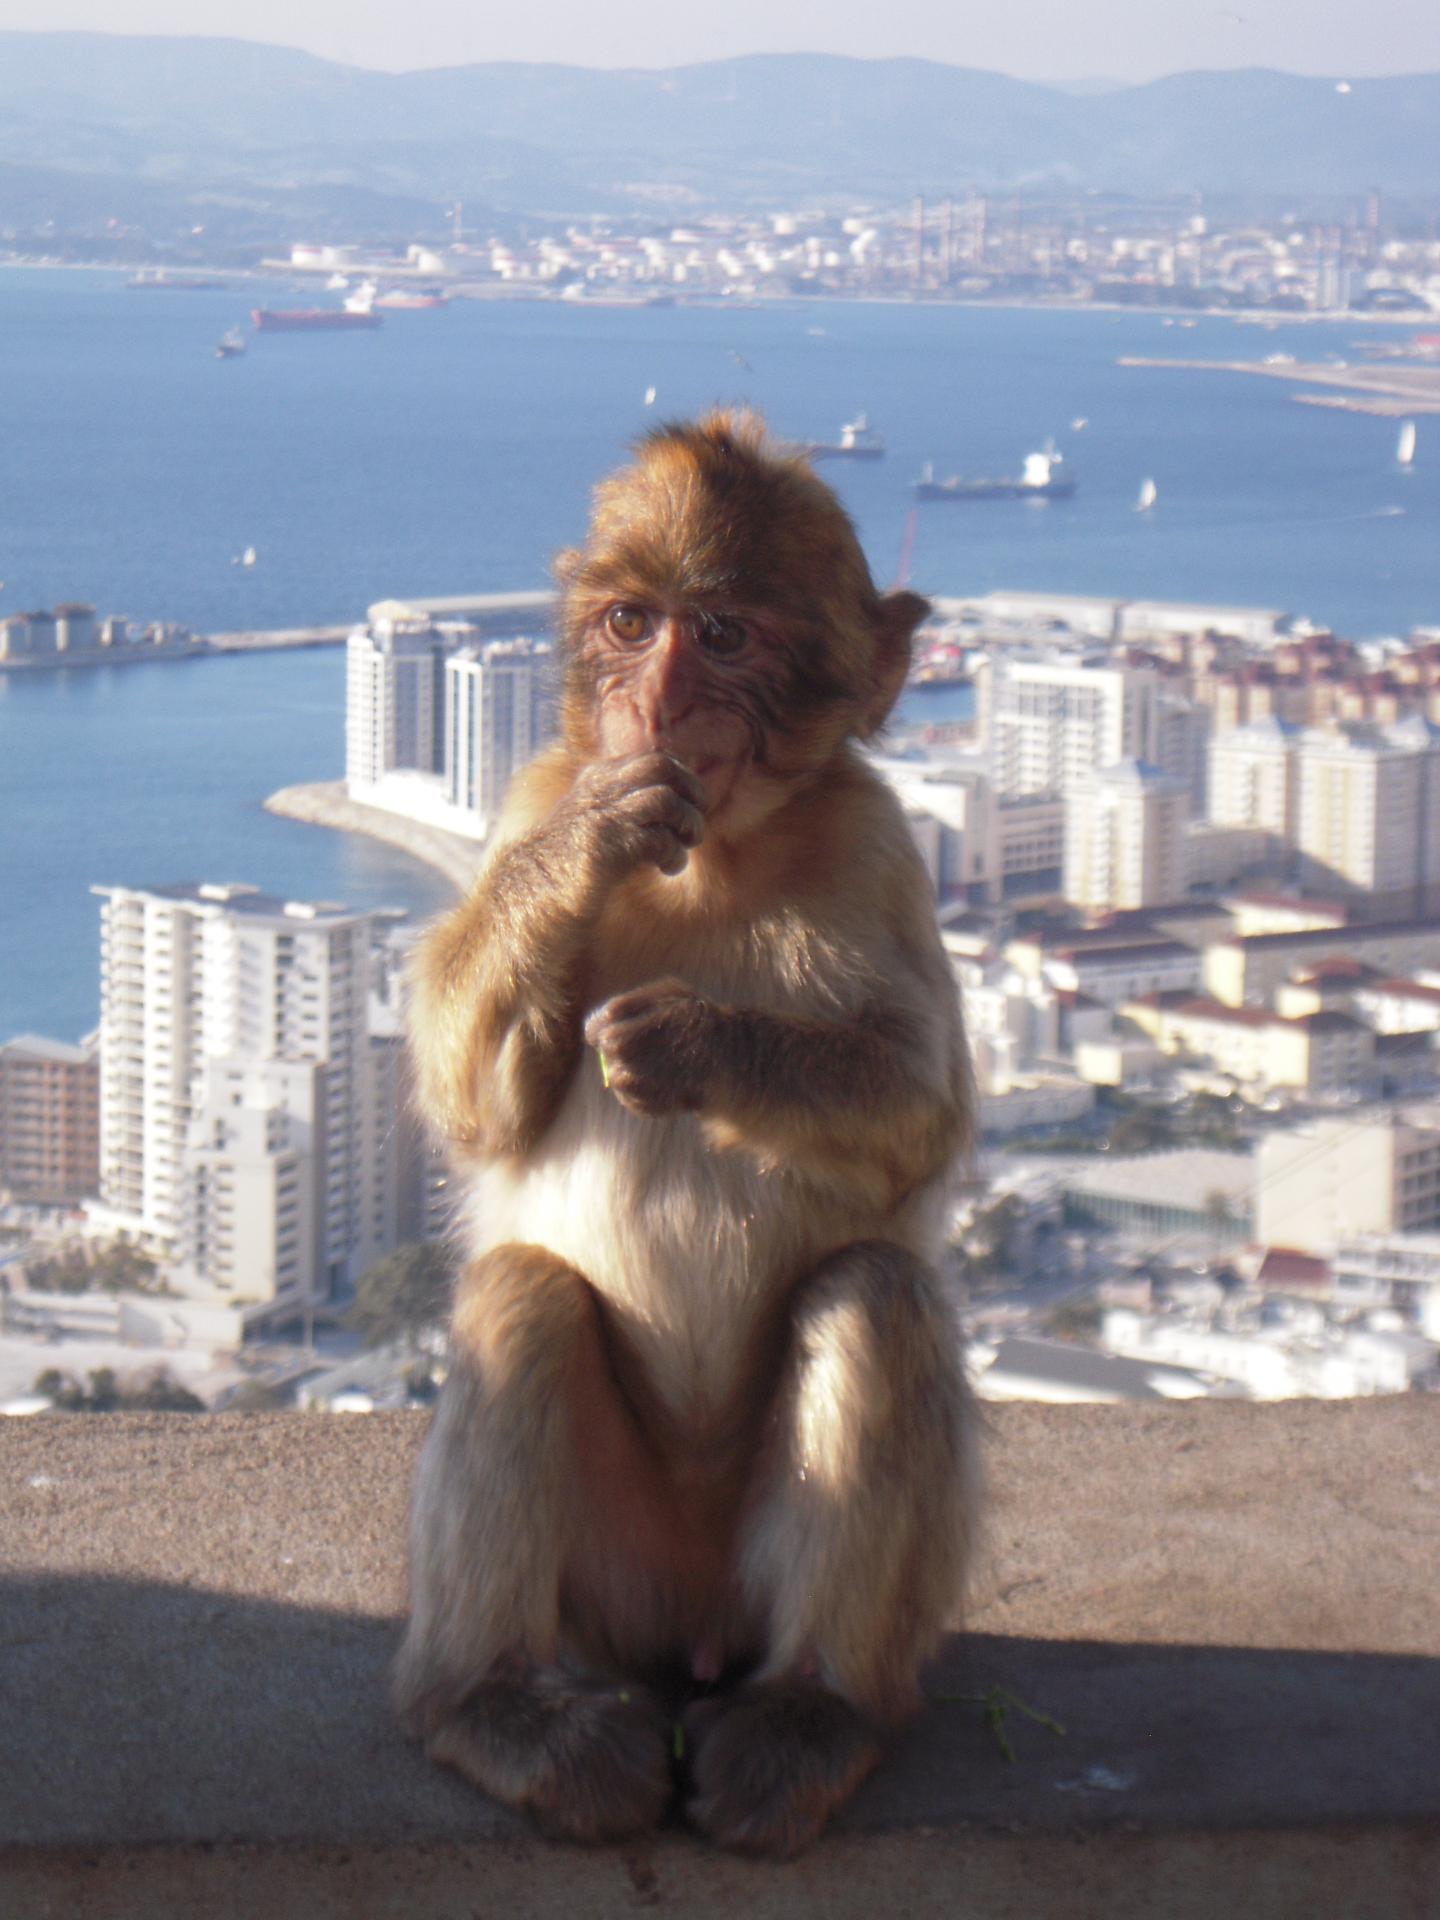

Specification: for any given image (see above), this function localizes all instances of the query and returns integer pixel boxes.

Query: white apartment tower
[982,652,1160,798]
[94,883,396,1301]
[1064,760,1189,912]
[446,638,555,825]
[345,605,446,792]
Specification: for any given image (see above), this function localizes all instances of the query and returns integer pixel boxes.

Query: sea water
[2,271,1436,1038]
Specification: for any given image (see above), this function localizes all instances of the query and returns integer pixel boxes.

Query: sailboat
[1397,420,1417,468]
[1136,476,1158,513]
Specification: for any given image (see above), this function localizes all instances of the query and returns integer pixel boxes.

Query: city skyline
[1,3,1437,82]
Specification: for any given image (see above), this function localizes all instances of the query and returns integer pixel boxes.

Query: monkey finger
[586,979,694,1037]
[642,752,710,813]
[619,785,706,847]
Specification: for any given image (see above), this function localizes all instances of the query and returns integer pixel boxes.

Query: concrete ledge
[2,1401,1437,1915]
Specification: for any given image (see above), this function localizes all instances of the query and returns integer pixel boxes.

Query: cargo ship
[914,444,1075,502]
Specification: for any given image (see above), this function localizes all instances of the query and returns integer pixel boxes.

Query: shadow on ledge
[3,1569,1438,1916]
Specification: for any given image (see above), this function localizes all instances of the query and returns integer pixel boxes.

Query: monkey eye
[606,605,651,644]
[695,614,749,658]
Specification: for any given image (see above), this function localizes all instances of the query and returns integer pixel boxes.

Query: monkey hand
[584,978,720,1117]
[559,753,707,885]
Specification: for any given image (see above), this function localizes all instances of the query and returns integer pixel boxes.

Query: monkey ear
[861,590,930,735]
[552,547,582,588]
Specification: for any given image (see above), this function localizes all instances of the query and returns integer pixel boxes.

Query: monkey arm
[410,750,707,1157]
[409,833,598,1157]
[586,978,968,1210]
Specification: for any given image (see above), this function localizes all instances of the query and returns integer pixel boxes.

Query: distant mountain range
[0,34,1436,243]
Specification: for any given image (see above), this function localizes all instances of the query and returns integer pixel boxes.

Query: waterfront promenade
[264,781,482,895]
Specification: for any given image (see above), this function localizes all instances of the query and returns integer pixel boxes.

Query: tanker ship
[251,279,382,332]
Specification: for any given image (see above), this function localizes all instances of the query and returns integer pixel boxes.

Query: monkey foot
[426,1669,674,1844]
[682,1680,882,1859]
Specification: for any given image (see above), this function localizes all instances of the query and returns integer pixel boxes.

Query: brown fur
[398,412,977,1856]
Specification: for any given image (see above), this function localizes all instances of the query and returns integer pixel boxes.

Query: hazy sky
[2,0,1436,81]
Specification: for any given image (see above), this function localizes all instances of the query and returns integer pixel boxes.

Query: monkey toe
[427,1670,674,1844]
[683,1681,882,1859]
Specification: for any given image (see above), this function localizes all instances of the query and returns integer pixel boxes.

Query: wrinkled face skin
[559,413,925,840]
[581,599,805,823]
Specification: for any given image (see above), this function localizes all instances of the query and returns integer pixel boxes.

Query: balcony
[1,1399,1435,1916]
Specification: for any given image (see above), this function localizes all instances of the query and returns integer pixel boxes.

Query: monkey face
[557,412,930,834]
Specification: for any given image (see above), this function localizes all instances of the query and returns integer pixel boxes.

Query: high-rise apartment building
[1063,760,1189,911]
[1295,719,1440,906]
[445,638,555,825]
[345,604,447,792]
[1208,717,1302,839]
[0,1035,99,1203]
[980,652,1160,798]
[93,883,397,1300]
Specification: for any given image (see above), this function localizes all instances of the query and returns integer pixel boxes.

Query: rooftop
[0,1035,94,1065]
[2,1403,1436,1915]
[1065,1146,1254,1207]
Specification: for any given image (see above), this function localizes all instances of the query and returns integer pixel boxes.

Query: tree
[31,1364,203,1412]
[349,1241,456,1352]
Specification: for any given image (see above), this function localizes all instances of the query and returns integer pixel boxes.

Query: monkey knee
[794,1241,960,1398]
[450,1242,597,1392]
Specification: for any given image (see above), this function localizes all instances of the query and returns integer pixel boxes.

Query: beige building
[1121,995,1373,1095]
[1203,916,1440,1009]
[1208,717,1301,839]
[1257,1114,1440,1252]
[1064,760,1188,911]
[0,1036,99,1203]
[1295,719,1440,906]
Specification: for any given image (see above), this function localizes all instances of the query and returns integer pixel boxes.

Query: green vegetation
[33,1366,205,1412]
[1045,1299,1102,1341]
[23,1236,162,1295]
[349,1240,456,1352]
[1001,1089,1248,1158]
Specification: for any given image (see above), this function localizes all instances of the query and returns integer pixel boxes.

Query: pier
[203,589,555,653]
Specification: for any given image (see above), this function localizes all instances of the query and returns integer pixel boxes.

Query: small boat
[644,386,657,406]
[915,444,1075,502]
[231,546,257,568]
[1397,420,1417,467]
[214,327,246,360]
[806,413,885,459]
[1136,476,1158,513]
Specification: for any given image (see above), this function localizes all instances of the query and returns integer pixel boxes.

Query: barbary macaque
[396,411,976,1857]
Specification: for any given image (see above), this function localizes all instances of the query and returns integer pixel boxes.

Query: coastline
[263,781,482,896]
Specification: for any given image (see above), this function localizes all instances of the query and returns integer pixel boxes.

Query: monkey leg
[685,1240,977,1858]
[393,1243,674,1843]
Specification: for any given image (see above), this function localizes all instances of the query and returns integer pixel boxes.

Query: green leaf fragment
[931,1683,1067,1764]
